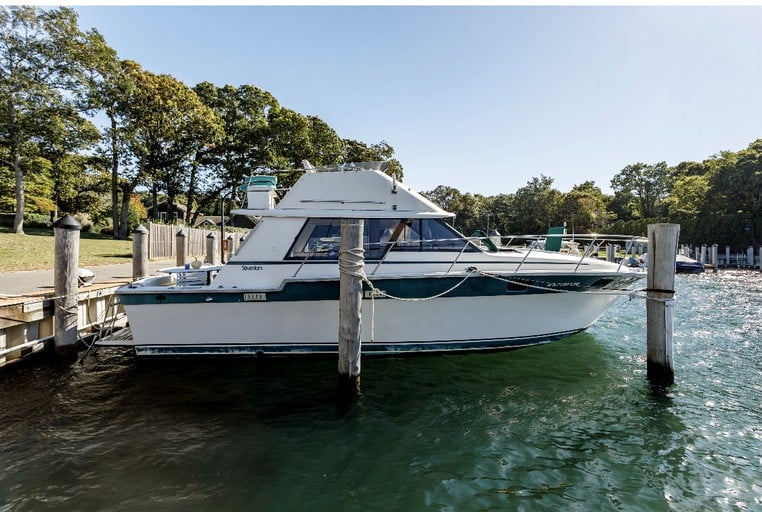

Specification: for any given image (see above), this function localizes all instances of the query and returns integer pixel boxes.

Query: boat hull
[115,276,634,357]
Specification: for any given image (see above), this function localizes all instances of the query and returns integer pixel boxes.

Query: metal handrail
[292,232,642,278]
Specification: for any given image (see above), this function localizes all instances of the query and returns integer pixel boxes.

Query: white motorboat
[113,163,643,357]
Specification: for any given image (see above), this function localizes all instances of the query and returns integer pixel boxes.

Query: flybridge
[231,162,453,219]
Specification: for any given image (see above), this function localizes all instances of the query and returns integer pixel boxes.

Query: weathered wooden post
[53,215,81,360]
[132,224,148,281]
[176,229,187,267]
[747,246,754,268]
[646,223,679,387]
[226,234,234,262]
[700,244,707,264]
[725,246,730,268]
[711,244,718,270]
[205,232,217,265]
[338,218,364,398]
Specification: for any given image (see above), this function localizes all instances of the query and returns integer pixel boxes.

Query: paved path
[0,260,175,299]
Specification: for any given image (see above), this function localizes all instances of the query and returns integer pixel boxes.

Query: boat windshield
[286,218,474,261]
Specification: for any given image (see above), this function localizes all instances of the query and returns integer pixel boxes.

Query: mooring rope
[339,247,478,341]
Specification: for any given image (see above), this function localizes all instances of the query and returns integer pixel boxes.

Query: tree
[0,6,96,233]
[610,162,670,219]
[36,105,100,218]
[510,175,562,234]
[191,82,280,223]
[84,39,132,237]
[560,181,611,233]
[663,174,710,218]
[484,193,515,235]
[708,140,762,246]
[422,185,486,235]
[113,68,222,237]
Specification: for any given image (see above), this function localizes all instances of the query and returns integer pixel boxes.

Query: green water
[1,272,760,511]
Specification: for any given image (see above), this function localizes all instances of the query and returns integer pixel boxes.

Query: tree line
[0,6,401,238]
[422,139,762,250]
[2,7,759,250]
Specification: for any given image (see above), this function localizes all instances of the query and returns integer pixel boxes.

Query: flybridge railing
[245,161,388,177]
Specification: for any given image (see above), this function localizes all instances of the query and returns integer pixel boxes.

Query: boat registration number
[243,293,267,301]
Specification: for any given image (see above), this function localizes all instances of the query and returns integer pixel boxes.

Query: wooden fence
[148,222,249,262]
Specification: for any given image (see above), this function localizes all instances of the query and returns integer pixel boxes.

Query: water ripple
[1,273,761,511]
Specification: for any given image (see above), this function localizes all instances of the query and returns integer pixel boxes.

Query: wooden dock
[0,281,127,368]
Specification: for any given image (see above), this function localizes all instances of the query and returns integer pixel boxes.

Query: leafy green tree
[560,181,611,232]
[36,106,100,218]
[192,82,280,223]
[610,162,670,219]
[422,185,485,235]
[663,174,710,218]
[708,140,762,245]
[0,6,96,233]
[84,41,134,236]
[510,175,563,234]
[484,193,515,235]
[22,154,54,215]
[115,68,222,235]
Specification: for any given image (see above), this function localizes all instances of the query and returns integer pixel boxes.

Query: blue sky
[73,6,762,196]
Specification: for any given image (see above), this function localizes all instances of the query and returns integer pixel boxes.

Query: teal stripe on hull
[119,274,639,306]
[132,329,584,357]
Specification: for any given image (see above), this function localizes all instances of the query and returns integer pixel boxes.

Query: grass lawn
[0,227,133,274]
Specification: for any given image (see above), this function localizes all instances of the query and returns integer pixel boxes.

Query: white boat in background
[111,162,644,357]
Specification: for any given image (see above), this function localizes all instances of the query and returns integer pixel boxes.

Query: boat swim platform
[96,326,135,346]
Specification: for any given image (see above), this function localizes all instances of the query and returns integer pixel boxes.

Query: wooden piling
[132,225,148,280]
[646,223,679,387]
[606,244,616,262]
[205,232,217,265]
[53,215,81,360]
[176,229,187,267]
[711,244,718,270]
[226,235,234,262]
[338,218,364,398]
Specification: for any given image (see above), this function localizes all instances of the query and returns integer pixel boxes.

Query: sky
[70,5,762,196]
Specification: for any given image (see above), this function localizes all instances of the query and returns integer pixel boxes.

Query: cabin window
[392,219,475,252]
[287,218,399,260]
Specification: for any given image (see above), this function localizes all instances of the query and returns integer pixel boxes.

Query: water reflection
[1,273,761,511]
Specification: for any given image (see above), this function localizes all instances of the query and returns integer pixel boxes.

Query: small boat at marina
[675,254,705,274]
[111,162,644,357]
[638,253,705,274]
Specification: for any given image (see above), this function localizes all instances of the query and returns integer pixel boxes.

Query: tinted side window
[392,219,473,252]
[288,218,342,259]
[287,218,401,260]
